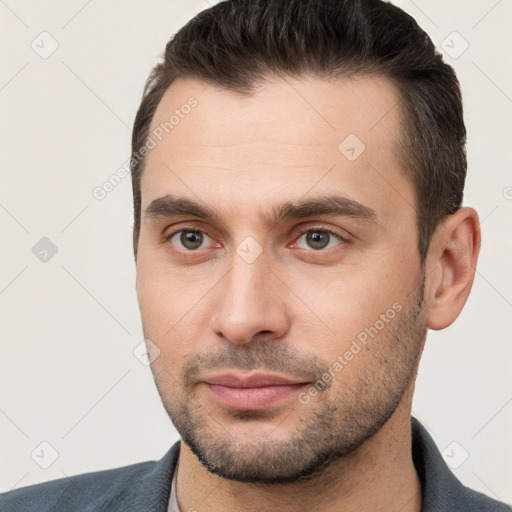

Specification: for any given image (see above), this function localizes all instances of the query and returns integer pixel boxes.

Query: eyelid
[289,225,351,252]
[161,222,352,251]
[293,224,351,242]
[162,225,215,246]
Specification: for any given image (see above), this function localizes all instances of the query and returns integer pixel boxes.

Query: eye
[293,227,347,251]
[162,226,349,254]
[165,229,215,251]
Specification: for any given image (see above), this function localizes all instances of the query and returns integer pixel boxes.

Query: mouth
[201,372,311,410]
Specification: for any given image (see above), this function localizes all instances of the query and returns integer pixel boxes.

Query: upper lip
[202,372,309,388]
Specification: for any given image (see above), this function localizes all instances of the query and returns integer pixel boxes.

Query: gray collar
[128,416,510,512]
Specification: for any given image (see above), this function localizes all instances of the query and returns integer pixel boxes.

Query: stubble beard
[149,276,427,484]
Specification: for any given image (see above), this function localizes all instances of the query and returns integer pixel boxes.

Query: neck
[175,396,422,512]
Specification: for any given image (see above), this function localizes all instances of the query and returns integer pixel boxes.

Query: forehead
[148,74,403,152]
[141,74,413,227]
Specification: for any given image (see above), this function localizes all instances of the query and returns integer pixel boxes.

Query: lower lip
[204,383,308,410]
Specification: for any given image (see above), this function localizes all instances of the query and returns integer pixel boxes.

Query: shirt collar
[167,462,180,512]
[164,417,509,512]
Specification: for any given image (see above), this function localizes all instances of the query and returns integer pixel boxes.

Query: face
[135,75,428,483]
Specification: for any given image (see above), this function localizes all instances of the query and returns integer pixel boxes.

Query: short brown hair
[130,0,467,262]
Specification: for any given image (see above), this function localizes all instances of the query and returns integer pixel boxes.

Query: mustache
[182,339,330,387]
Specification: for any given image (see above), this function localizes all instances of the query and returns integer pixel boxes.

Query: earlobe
[426,207,481,331]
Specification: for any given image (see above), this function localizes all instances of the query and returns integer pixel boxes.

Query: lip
[201,372,310,410]
[202,372,308,388]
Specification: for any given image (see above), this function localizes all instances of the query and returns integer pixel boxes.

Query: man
[1,0,510,510]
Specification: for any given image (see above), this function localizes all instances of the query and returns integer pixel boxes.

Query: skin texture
[135,75,480,512]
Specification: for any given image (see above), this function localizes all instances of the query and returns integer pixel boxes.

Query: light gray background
[1,0,511,503]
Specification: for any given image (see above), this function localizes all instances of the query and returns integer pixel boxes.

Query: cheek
[136,273,193,377]
[136,262,166,327]
[290,261,412,364]
[136,252,185,342]
[135,253,214,360]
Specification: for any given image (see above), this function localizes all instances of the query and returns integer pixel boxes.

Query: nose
[208,247,291,346]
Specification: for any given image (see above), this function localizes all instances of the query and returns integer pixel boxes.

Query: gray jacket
[1,417,510,511]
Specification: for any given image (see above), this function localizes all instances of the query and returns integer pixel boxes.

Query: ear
[425,207,481,330]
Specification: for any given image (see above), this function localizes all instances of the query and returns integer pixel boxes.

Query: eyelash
[162,225,350,252]
[293,226,349,249]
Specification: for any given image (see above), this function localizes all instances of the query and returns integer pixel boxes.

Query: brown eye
[167,230,212,250]
[306,231,330,250]
[294,228,346,251]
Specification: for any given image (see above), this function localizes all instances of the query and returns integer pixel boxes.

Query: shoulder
[457,485,512,512]
[0,459,158,512]
[411,417,512,511]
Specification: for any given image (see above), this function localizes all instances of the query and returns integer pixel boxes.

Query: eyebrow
[144,193,377,225]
